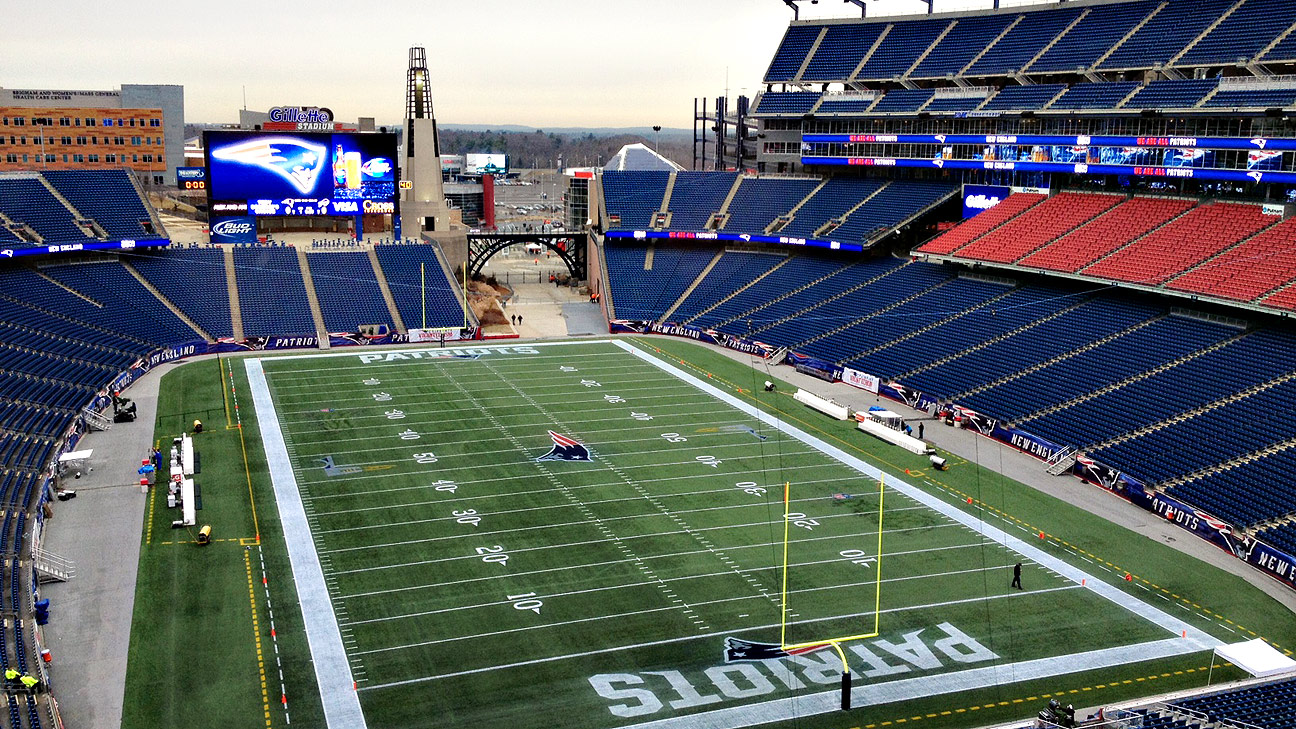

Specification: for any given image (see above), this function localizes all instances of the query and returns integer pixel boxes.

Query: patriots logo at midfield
[723,637,828,663]
[211,136,329,194]
[536,430,591,462]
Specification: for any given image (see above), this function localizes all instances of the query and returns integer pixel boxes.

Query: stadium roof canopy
[603,143,684,172]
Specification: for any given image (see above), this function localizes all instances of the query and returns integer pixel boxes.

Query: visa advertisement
[205,131,397,215]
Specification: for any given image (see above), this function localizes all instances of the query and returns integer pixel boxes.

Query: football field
[243,339,1224,729]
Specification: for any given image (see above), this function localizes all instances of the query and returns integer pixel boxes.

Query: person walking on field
[1012,563,1023,590]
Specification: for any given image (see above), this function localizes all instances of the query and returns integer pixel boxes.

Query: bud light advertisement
[209,216,258,244]
[204,130,397,213]
[962,184,1011,219]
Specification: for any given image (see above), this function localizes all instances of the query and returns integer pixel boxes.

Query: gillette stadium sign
[962,185,1011,219]
[267,106,335,131]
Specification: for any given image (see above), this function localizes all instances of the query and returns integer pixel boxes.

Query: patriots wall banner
[537,431,592,462]
[723,637,828,663]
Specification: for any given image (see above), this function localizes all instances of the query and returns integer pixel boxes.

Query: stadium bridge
[466,231,587,279]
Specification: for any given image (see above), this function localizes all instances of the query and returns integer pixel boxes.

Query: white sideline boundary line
[246,358,367,729]
[612,339,1221,649]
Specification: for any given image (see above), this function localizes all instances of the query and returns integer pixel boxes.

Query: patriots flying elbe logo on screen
[211,136,330,194]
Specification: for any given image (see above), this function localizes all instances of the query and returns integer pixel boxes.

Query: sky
[4,0,1051,130]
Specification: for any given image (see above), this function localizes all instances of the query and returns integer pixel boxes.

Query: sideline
[245,358,367,729]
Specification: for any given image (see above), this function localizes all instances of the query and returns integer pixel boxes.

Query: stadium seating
[722,178,822,234]
[1022,328,1296,451]
[39,170,155,240]
[778,178,887,238]
[1171,677,1296,728]
[753,92,821,116]
[232,247,317,337]
[307,252,393,332]
[869,89,935,113]
[667,251,785,323]
[1122,78,1220,109]
[1095,378,1296,485]
[959,315,1234,422]
[665,172,737,231]
[911,14,1016,79]
[1204,86,1296,108]
[601,171,669,229]
[1099,0,1237,70]
[952,192,1123,264]
[1017,197,1195,273]
[1177,0,1296,67]
[765,25,822,82]
[856,19,950,80]
[801,277,1012,363]
[847,285,1076,379]
[695,256,868,331]
[904,297,1160,399]
[829,180,956,242]
[980,84,1066,111]
[918,192,1045,255]
[1264,27,1296,62]
[1028,1,1156,72]
[373,244,468,330]
[0,178,89,244]
[965,6,1084,76]
[1167,216,1296,302]
[802,24,889,81]
[1048,82,1141,110]
[130,248,234,338]
[1081,202,1275,286]
[1262,284,1296,311]
[604,244,714,321]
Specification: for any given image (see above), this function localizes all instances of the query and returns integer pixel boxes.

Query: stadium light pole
[652,125,662,153]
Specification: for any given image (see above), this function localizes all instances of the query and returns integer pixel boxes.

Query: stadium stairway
[769,179,829,234]
[655,172,678,228]
[903,20,955,78]
[897,296,1092,379]
[710,175,746,228]
[1016,328,1249,425]
[658,250,725,321]
[952,314,1167,401]
[367,247,407,333]
[119,260,212,340]
[1166,0,1246,66]
[839,282,1019,362]
[125,172,168,239]
[680,255,793,325]
[713,257,858,329]
[747,259,918,336]
[819,182,890,238]
[1160,432,1296,492]
[789,275,956,349]
[1090,2,1165,70]
[34,177,96,243]
[294,247,331,344]
[1083,370,1296,453]
[223,247,245,341]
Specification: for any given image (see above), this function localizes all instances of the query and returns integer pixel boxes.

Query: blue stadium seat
[766,25,823,81]
[666,173,737,231]
[722,178,822,235]
[1101,0,1237,69]
[40,170,157,239]
[602,172,670,229]
[307,252,394,332]
[130,248,234,338]
[232,247,316,337]
[803,24,889,81]
[911,14,1017,78]
[966,6,1084,76]
[1177,0,1296,66]
[1029,1,1156,72]
[373,244,468,330]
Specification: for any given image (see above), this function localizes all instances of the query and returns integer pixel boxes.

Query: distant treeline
[439,129,694,170]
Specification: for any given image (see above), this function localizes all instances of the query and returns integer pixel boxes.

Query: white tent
[1211,639,1296,681]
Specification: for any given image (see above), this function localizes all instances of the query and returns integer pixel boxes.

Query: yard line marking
[356,585,1082,679]
[345,561,1023,627]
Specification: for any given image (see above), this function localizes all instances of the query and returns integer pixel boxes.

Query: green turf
[124,338,1296,729]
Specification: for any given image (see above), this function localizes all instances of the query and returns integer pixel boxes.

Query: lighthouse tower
[400,46,451,238]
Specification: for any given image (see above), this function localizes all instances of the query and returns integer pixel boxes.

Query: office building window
[59,117,70,126]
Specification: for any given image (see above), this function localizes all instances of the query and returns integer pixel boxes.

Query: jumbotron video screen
[204,130,398,216]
